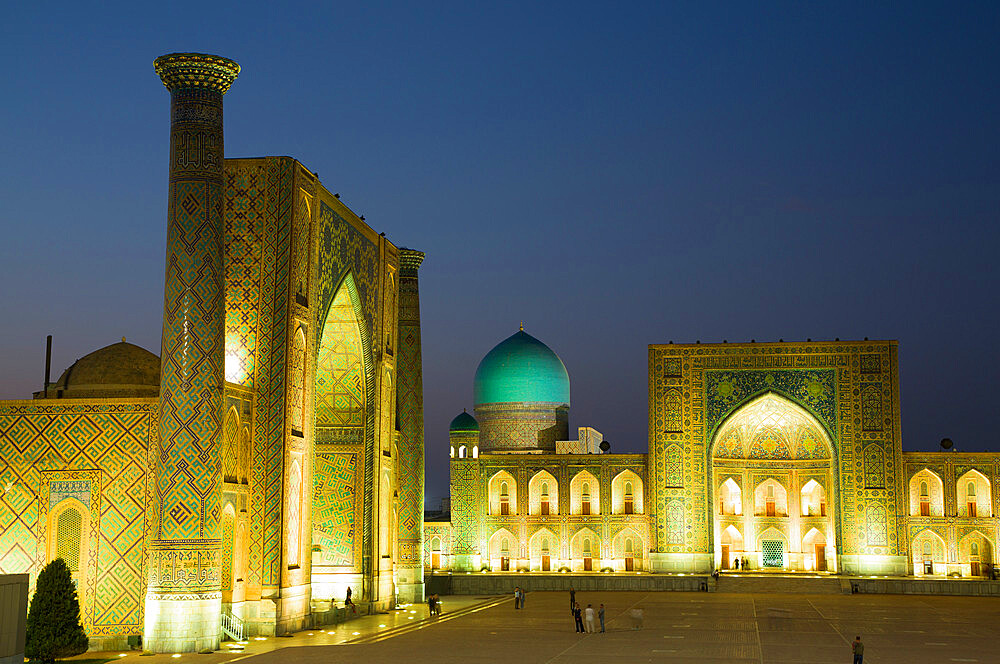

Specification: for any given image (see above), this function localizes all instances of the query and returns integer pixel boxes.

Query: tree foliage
[25,558,89,663]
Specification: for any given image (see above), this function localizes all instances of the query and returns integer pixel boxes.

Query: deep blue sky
[2,2,998,507]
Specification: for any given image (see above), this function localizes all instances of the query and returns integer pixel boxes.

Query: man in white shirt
[584,604,596,633]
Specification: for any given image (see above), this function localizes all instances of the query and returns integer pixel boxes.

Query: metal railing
[221,611,245,642]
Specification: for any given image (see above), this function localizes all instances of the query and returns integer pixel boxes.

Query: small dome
[473,329,570,405]
[44,340,160,399]
[449,411,479,432]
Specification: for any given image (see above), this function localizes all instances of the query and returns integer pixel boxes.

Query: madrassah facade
[1,50,998,657]
[427,331,1000,587]
[0,54,427,652]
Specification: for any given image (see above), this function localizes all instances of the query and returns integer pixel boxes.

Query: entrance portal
[711,393,837,573]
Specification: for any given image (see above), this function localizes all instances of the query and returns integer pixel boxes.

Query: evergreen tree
[25,558,89,664]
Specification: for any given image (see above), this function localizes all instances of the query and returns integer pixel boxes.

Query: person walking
[629,606,644,630]
[734,557,740,571]
[584,604,596,633]
[573,602,584,632]
[598,604,605,632]
[569,587,576,612]
[513,586,520,609]
[852,635,864,664]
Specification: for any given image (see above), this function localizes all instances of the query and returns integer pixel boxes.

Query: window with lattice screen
[762,540,783,567]
[56,507,83,572]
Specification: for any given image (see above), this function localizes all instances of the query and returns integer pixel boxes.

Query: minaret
[395,249,426,602]
[146,53,239,653]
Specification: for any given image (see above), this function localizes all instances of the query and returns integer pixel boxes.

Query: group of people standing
[513,587,526,609]
[569,588,607,633]
[426,593,442,616]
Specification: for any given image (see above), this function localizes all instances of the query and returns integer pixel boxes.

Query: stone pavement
[67,595,500,664]
[74,590,1000,664]
[237,590,999,664]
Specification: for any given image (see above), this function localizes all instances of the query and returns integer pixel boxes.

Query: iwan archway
[711,393,837,572]
[311,272,375,601]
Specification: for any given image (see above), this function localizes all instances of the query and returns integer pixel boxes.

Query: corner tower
[395,248,426,602]
[147,53,239,652]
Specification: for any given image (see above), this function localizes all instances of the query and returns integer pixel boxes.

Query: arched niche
[528,470,559,515]
[908,469,944,517]
[488,470,517,516]
[611,470,643,514]
[570,470,600,515]
[957,470,991,518]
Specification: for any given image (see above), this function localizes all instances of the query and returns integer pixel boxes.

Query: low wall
[428,572,1000,598]
[849,577,1000,596]
[0,574,28,664]
[427,573,709,595]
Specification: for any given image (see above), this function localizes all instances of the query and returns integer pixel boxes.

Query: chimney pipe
[44,335,52,398]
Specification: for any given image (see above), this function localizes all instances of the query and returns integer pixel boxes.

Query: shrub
[26,559,89,663]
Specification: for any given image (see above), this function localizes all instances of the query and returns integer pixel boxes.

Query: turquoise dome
[449,411,479,432]
[473,330,570,405]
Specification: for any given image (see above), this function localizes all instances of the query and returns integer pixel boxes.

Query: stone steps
[715,574,847,594]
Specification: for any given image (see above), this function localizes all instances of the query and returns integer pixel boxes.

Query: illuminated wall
[0,399,156,646]
[432,340,1000,579]
[902,452,1000,577]
[441,454,648,572]
[649,341,907,575]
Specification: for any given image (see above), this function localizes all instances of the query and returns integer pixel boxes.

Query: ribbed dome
[449,411,479,432]
[473,330,570,406]
[46,340,160,398]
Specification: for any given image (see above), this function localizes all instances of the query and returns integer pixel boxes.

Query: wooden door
[971,561,981,576]
[721,545,730,569]
[815,545,826,571]
[432,552,440,569]
[766,500,776,517]
[625,498,633,514]
[625,557,634,571]
[541,501,549,515]
[583,502,591,516]
[501,556,510,571]
[584,557,592,571]
[542,555,550,571]
[920,501,930,516]
[968,502,977,517]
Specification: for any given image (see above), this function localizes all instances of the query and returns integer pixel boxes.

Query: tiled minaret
[146,53,239,652]
[395,249,426,602]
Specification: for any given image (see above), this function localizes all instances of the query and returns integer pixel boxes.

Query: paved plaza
[74,590,1000,664]
[229,590,999,664]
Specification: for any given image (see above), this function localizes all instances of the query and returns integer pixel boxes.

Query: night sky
[2,2,997,508]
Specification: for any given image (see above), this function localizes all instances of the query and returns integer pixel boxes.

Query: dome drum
[474,402,569,454]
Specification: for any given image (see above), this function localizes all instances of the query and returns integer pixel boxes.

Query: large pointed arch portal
[311,272,373,600]
[711,392,837,572]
